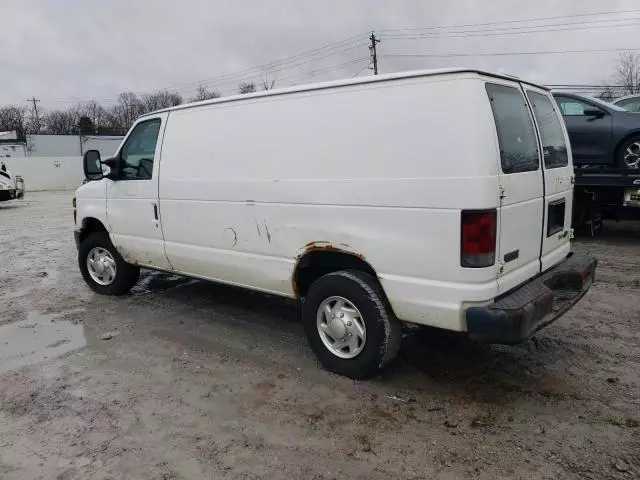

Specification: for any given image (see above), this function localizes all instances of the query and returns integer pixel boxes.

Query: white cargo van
[74,68,596,379]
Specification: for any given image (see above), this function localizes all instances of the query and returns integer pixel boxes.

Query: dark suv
[552,92,640,169]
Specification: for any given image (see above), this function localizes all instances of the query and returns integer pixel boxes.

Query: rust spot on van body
[298,241,366,261]
[291,242,368,298]
[292,276,300,298]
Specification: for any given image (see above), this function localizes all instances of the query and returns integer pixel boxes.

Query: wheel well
[614,130,640,163]
[293,250,377,298]
[80,217,107,244]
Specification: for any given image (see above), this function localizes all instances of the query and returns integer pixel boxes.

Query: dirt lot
[1,191,638,480]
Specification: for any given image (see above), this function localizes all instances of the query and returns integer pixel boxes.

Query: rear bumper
[466,252,597,344]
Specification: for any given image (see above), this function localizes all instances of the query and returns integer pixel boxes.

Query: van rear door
[525,88,573,271]
[485,82,544,295]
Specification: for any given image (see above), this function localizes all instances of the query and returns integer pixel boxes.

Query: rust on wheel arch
[291,241,369,298]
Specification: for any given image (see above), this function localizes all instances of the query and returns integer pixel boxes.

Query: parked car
[74,69,596,379]
[613,94,640,113]
[0,162,25,202]
[552,92,640,169]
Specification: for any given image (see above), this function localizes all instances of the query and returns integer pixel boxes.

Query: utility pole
[369,32,380,75]
[25,97,41,133]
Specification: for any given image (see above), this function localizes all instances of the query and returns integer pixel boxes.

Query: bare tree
[45,108,80,135]
[238,81,257,94]
[261,75,276,91]
[614,52,640,95]
[191,84,221,102]
[596,87,617,102]
[141,90,183,112]
[113,92,144,131]
[78,100,108,131]
[0,106,28,139]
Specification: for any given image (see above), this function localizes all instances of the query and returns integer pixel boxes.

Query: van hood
[75,179,106,198]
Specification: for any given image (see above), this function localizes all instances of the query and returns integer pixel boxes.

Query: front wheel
[78,232,140,295]
[618,135,640,169]
[302,270,401,379]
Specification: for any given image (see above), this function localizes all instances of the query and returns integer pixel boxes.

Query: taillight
[461,210,496,268]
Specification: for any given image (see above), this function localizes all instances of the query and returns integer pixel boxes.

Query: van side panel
[158,75,502,330]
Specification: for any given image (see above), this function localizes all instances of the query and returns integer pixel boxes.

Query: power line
[37,58,370,105]
[173,42,369,96]
[378,16,640,37]
[384,47,640,58]
[154,33,368,93]
[378,19,640,40]
[376,8,640,34]
[25,7,640,107]
[351,65,370,77]
[277,57,370,85]
[131,9,640,95]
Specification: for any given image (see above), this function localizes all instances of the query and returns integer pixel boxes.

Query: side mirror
[83,150,103,180]
[584,108,605,119]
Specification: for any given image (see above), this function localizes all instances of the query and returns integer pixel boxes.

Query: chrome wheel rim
[316,296,366,359]
[86,247,117,285]
[624,141,640,169]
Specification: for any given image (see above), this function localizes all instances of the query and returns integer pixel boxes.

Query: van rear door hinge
[499,185,506,200]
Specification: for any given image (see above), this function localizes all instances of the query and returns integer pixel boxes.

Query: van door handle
[152,203,158,220]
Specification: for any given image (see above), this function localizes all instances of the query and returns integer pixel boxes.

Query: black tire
[617,135,640,169]
[302,270,402,379]
[78,232,140,295]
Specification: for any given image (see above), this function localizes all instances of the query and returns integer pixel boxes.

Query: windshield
[614,96,640,112]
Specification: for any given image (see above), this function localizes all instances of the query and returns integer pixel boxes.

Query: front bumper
[466,252,597,344]
[0,189,16,201]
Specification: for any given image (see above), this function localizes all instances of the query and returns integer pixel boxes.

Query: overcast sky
[2,0,639,110]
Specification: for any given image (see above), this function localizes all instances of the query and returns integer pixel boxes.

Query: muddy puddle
[0,313,86,374]
[130,270,196,296]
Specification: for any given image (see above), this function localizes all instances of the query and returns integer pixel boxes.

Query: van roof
[141,67,550,117]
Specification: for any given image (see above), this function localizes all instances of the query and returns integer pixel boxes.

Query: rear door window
[485,83,539,174]
[526,92,569,168]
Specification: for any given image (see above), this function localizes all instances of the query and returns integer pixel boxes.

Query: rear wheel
[302,270,401,379]
[618,135,640,169]
[79,232,140,295]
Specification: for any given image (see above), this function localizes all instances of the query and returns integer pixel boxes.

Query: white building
[0,134,124,191]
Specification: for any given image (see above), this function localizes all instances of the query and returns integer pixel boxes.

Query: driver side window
[555,97,592,117]
[120,119,161,180]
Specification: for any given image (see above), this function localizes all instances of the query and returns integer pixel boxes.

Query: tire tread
[302,269,401,379]
[78,232,140,295]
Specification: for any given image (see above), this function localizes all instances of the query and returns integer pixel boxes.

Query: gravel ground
[1,191,638,480]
